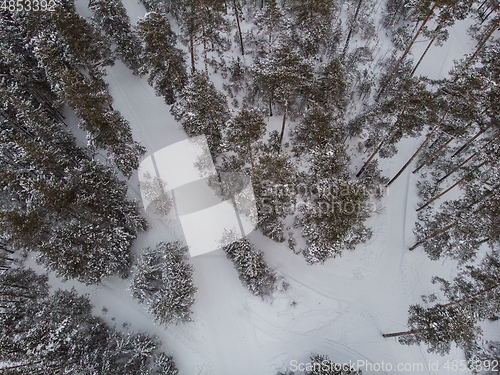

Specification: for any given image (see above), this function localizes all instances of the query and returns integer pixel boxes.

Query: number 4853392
[0,0,56,11]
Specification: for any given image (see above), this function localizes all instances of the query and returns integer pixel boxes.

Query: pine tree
[255,0,285,53]
[285,0,337,57]
[291,104,342,157]
[251,42,314,146]
[306,354,363,374]
[383,303,479,355]
[170,71,230,154]
[311,58,348,113]
[0,82,147,284]
[89,0,143,74]
[0,268,178,374]
[253,153,297,242]
[299,176,372,264]
[33,42,146,177]
[223,108,266,172]
[130,242,197,325]
[222,238,277,297]
[51,3,114,79]
[136,12,187,104]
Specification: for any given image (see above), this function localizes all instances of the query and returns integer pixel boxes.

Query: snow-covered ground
[24,0,500,374]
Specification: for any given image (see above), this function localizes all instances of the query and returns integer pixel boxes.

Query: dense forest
[1,0,499,373]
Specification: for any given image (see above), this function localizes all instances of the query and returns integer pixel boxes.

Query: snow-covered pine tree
[299,174,372,264]
[253,153,297,242]
[385,250,500,355]
[168,0,230,73]
[307,354,363,374]
[223,108,266,172]
[51,3,114,80]
[254,0,285,53]
[33,41,146,177]
[252,42,314,148]
[0,82,147,284]
[222,238,276,297]
[89,0,143,74]
[136,12,187,104]
[290,104,342,157]
[170,71,230,155]
[0,267,178,374]
[311,58,348,114]
[284,0,337,58]
[130,242,197,325]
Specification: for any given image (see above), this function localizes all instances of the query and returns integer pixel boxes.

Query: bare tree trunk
[412,111,486,173]
[442,283,500,307]
[278,91,291,152]
[190,32,196,72]
[452,122,494,158]
[233,0,245,55]
[410,222,457,250]
[465,16,500,67]
[342,0,363,58]
[436,152,477,184]
[387,110,448,186]
[377,2,437,101]
[199,11,209,76]
[411,24,441,76]
[357,103,408,177]
[418,160,487,211]
[383,328,430,338]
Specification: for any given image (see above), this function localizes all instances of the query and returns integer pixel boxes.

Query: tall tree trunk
[452,122,494,158]
[442,283,500,307]
[465,16,500,67]
[190,32,196,72]
[413,113,485,173]
[437,152,477,184]
[411,24,441,76]
[417,160,487,211]
[341,0,363,58]
[410,222,457,250]
[233,0,245,55]
[387,110,448,186]
[278,91,291,152]
[247,141,254,174]
[357,103,408,177]
[383,327,430,338]
[199,11,209,76]
[377,2,437,101]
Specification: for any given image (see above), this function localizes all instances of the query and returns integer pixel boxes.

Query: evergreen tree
[222,238,277,297]
[251,42,314,146]
[311,58,348,113]
[171,71,230,154]
[33,41,146,177]
[136,12,187,104]
[51,3,114,79]
[223,108,266,172]
[307,354,362,374]
[0,267,178,374]
[0,82,147,284]
[291,104,342,157]
[284,0,338,57]
[253,153,297,242]
[89,0,143,74]
[299,175,372,264]
[130,242,197,325]
[255,0,285,53]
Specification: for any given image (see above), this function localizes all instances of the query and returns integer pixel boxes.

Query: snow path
[23,1,480,373]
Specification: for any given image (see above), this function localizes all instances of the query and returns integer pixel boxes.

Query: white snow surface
[23,1,500,374]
